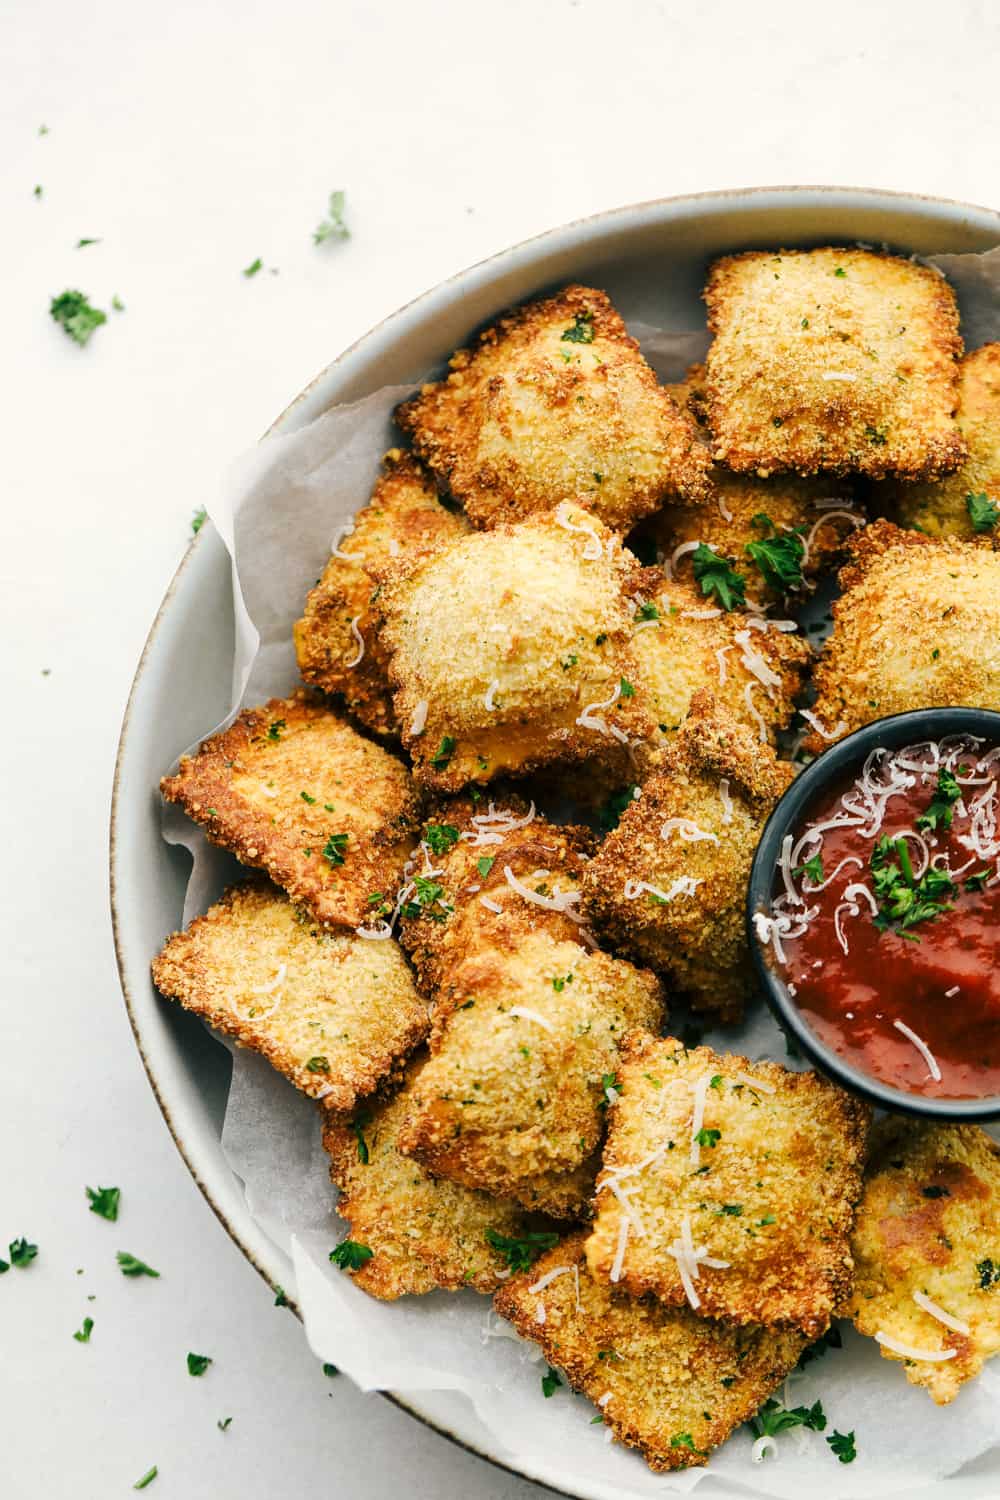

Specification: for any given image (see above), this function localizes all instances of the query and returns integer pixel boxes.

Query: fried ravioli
[703,248,966,480]
[151,880,427,1108]
[628,574,809,750]
[322,1057,555,1298]
[806,520,1000,751]
[880,342,1000,538]
[585,1034,870,1337]
[160,692,421,928]
[495,1231,806,1471]
[293,449,470,736]
[846,1118,1000,1404]
[375,504,654,792]
[582,692,793,1020]
[396,284,712,532]
[396,928,665,1219]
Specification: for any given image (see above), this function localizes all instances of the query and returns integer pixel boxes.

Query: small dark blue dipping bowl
[747,706,1000,1122]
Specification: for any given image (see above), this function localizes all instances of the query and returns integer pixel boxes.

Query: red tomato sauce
[762,736,1000,1099]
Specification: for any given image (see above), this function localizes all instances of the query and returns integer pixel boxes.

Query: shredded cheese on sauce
[893,1019,942,1082]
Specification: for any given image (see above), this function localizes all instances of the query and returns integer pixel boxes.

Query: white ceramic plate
[111,187,1000,1499]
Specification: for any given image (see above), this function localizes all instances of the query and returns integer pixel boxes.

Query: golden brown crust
[395,926,665,1219]
[374,505,655,792]
[151,880,428,1109]
[807,519,1000,751]
[845,1118,1000,1404]
[585,1034,871,1337]
[703,248,966,479]
[878,343,1000,537]
[495,1231,807,1471]
[582,692,794,1019]
[293,450,470,736]
[322,1057,556,1298]
[159,692,421,928]
[396,284,712,531]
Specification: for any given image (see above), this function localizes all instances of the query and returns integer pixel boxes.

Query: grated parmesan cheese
[875,1330,957,1362]
[409,700,429,737]
[345,617,365,669]
[509,1006,555,1033]
[913,1290,971,1336]
[893,1019,942,1081]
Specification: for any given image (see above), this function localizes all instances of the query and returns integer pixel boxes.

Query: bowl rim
[747,706,1000,1122]
[110,183,1000,1498]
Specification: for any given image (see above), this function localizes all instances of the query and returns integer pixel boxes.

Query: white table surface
[3,0,999,1494]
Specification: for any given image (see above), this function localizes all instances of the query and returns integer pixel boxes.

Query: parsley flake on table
[50,289,107,347]
[9,1238,38,1268]
[794,853,823,884]
[86,1185,120,1221]
[323,1362,339,1377]
[484,1228,560,1273]
[541,1366,562,1397]
[329,1239,373,1271]
[313,189,349,245]
[243,257,263,278]
[966,491,999,533]
[75,237,101,249]
[33,184,42,199]
[187,1352,212,1376]
[424,823,460,855]
[117,1251,159,1278]
[112,294,125,312]
[217,1417,233,1432]
[691,543,746,611]
[133,1466,158,1490]
[191,507,207,535]
[73,1316,94,1343]
[826,1429,857,1463]
[274,1285,289,1306]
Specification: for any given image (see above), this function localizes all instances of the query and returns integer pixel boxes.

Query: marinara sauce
[762,736,1000,1099]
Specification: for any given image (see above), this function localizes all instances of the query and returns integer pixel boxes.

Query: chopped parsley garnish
[864,424,888,446]
[552,974,573,992]
[313,189,349,245]
[717,1203,743,1216]
[73,1316,94,1343]
[76,237,101,249]
[243,257,263,278]
[560,312,595,344]
[598,1072,619,1110]
[966,491,999,534]
[619,677,635,698]
[797,1324,842,1368]
[322,832,349,867]
[112,294,125,311]
[217,1417,233,1431]
[133,1466,158,1490]
[709,1074,723,1091]
[0,1256,8,1274]
[826,1429,857,1464]
[669,1432,706,1454]
[541,1366,562,1397]
[274,1286,288,1306]
[50,289,107,346]
[749,1396,826,1438]
[190,508,207,535]
[323,1363,339,1377]
[9,1238,38,1268]
[306,1056,329,1073]
[966,870,990,892]
[691,543,746,611]
[870,834,956,938]
[597,784,638,832]
[484,1228,560,1273]
[976,1257,1000,1289]
[329,1239,373,1271]
[794,854,823,884]
[351,1118,370,1164]
[634,601,660,622]
[187,1352,212,1376]
[834,266,846,277]
[477,856,495,878]
[33,184,42,198]
[424,823,460,855]
[86,1185,120,1221]
[430,735,456,770]
[915,767,962,834]
[745,514,805,594]
[401,875,452,923]
[300,790,317,804]
[266,718,285,741]
[116,1251,159,1278]
[695,1127,721,1149]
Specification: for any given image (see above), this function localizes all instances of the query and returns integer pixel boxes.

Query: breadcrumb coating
[846,1118,1000,1404]
[293,449,469,736]
[160,692,421,928]
[807,520,1000,751]
[585,1034,870,1337]
[879,342,1000,537]
[582,692,793,1020]
[396,284,712,531]
[495,1231,806,1471]
[151,880,427,1109]
[704,248,966,479]
[322,1057,556,1298]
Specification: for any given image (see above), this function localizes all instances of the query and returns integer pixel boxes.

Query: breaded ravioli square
[582,692,794,1020]
[846,1119,1000,1404]
[396,929,665,1219]
[151,880,427,1109]
[880,342,1000,538]
[396,284,711,532]
[322,1058,557,1299]
[806,520,1000,751]
[160,692,421,929]
[293,449,470,737]
[375,505,654,792]
[703,248,966,480]
[495,1231,806,1471]
[585,1034,870,1337]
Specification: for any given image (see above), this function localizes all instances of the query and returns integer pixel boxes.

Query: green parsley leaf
[560,312,595,344]
[191,508,207,535]
[0,1257,8,1274]
[484,1228,560,1273]
[352,1118,370,1164]
[323,1362,338,1377]
[717,1204,743,1216]
[73,1316,94,1343]
[541,1366,562,1397]
[217,1417,233,1431]
[50,289,107,347]
[598,1072,619,1111]
[300,790,317,804]
[305,1056,329,1073]
[314,189,349,245]
[745,517,805,594]
[670,1432,705,1453]
[692,543,746,611]
[794,853,823,884]
[966,870,990,892]
[552,973,573,992]
[266,718,285,741]
[709,1074,723,1091]
[322,832,349,867]
[274,1286,288,1306]
[915,767,962,834]
[834,266,846,277]
[477,856,495,878]
[826,1429,856,1464]
[116,1251,159,1278]
[9,1238,38,1268]
[976,1257,1000,1289]
[596,784,638,832]
[750,1396,826,1438]
[112,294,125,312]
[634,601,660,622]
[86,1185,120,1221]
[243,257,263,278]
[33,184,42,198]
[424,823,460,855]
[187,1352,212,1376]
[695,1127,721,1148]
[619,677,635,699]
[133,1466,158,1490]
[870,833,956,937]
[430,735,456,770]
[329,1239,373,1271]
[401,874,452,923]
[967,491,999,533]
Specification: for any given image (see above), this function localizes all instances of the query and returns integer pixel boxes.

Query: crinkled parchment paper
[161,247,1000,1498]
